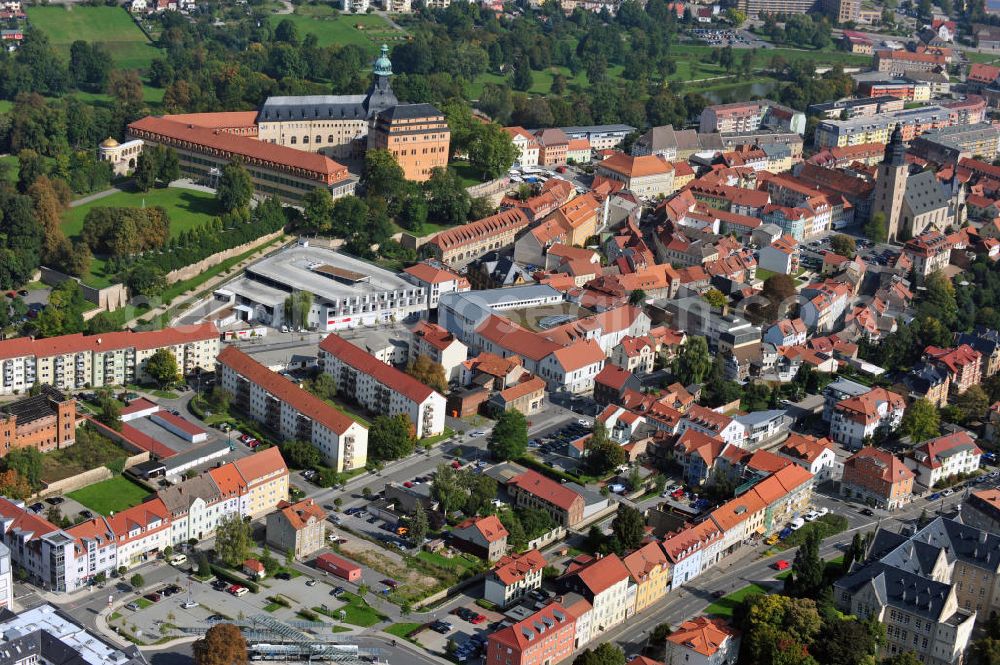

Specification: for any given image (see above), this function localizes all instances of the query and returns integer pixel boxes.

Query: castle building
[367,103,451,181]
[256,45,399,160]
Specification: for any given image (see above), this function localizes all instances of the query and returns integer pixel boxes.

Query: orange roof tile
[667,617,740,657]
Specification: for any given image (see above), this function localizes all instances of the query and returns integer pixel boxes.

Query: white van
[168,554,188,566]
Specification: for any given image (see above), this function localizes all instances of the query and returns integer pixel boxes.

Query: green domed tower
[365,44,398,117]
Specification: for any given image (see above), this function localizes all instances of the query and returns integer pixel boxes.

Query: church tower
[871,124,908,242]
[365,44,398,118]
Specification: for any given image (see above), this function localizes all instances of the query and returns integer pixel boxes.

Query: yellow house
[233,447,290,518]
[623,541,672,614]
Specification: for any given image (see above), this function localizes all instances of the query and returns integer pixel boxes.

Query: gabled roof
[319,333,438,404]
[508,470,582,511]
[488,602,574,651]
[845,447,914,483]
[623,541,669,582]
[492,549,547,586]
[456,515,509,544]
[911,432,982,469]
[570,553,631,595]
[667,617,740,657]
[274,498,326,531]
[218,346,359,435]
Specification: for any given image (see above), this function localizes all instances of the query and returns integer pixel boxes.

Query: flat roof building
[222,244,426,331]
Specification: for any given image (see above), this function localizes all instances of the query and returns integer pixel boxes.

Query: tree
[129,573,144,588]
[145,348,179,387]
[969,638,1000,665]
[283,291,313,331]
[629,289,647,306]
[673,336,712,385]
[703,288,727,309]
[425,167,471,226]
[468,123,519,180]
[488,410,529,461]
[305,372,337,402]
[511,58,533,91]
[216,162,253,212]
[193,623,249,665]
[573,642,626,665]
[406,355,448,394]
[0,470,31,500]
[584,422,626,475]
[215,514,253,567]
[829,234,856,257]
[790,528,824,598]
[918,271,958,327]
[954,384,989,422]
[611,505,645,551]
[885,653,925,665]
[95,387,121,431]
[362,149,406,202]
[6,448,42,489]
[864,211,888,243]
[409,501,429,544]
[369,414,416,462]
[812,615,881,665]
[281,440,322,469]
[899,398,940,441]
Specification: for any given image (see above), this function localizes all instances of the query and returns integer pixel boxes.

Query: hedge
[515,455,584,485]
[210,564,260,593]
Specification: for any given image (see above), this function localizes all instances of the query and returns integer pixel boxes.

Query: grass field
[67,476,151,515]
[336,592,388,627]
[777,514,849,550]
[25,6,161,71]
[705,583,770,618]
[385,622,422,639]
[268,12,403,53]
[63,187,222,241]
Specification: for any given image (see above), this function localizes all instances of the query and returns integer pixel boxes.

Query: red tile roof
[162,111,258,129]
[492,549,547,586]
[129,117,347,183]
[275,498,326,530]
[667,617,740,657]
[218,346,359,435]
[456,515,509,544]
[622,541,669,582]
[319,333,437,404]
[107,498,168,541]
[488,602,575,651]
[508,469,582,511]
[571,553,631,595]
[599,153,673,178]
[403,261,465,284]
[0,323,219,361]
[232,446,288,487]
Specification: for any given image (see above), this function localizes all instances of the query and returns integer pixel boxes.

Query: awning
[755,526,766,535]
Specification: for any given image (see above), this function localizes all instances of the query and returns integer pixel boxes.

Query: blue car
[929,492,942,501]
[778,527,792,539]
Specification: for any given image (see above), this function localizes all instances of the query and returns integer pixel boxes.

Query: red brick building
[486,602,576,665]
[0,386,76,455]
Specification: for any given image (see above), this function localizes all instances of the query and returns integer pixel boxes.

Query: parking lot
[412,603,507,661]
[528,419,592,473]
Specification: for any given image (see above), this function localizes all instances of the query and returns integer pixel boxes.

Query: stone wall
[39,267,129,312]
[164,230,285,284]
[40,466,112,497]
[466,176,511,206]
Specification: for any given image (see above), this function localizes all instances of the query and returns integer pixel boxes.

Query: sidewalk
[69,184,130,208]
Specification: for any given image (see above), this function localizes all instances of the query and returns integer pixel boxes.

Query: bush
[475,599,496,610]
[210,565,260,593]
[267,595,291,608]
[297,609,318,621]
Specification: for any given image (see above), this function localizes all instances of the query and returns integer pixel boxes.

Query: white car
[181,601,199,609]
[469,431,485,438]
[578,419,591,426]
[803,511,820,522]
[942,488,954,497]
[789,518,806,531]
[816,506,829,517]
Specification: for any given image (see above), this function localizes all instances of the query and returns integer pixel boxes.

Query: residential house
[504,127,540,167]
[507,470,585,528]
[623,541,671,615]
[674,429,727,487]
[265,499,326,559]
[402,261,471,312]
[778,433,840,482]
[905,431,982,488]
[593,365,640,406]
[486,602,576,665]
[757,235,800,275]
[595,154,675,198]
[841,447,914,509]
[962,488,1000,534]
[319,333,446,438]
[665,617,741,665]
[662,519,723,589]
[609,336,657,374]
[559,554,632,637]
[903,230,953,276]
[955,326,1000,378]
[484,549,547,608]
[535,128,570,166]
[830,387,906,449]
[451,515,509,561]
[923,344,983,395]
[679,405,747,447]
[763,318,808,347]
[410,321,468,382]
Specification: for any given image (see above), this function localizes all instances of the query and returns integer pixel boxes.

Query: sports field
[25,6,161,70]
[267,11,403,53]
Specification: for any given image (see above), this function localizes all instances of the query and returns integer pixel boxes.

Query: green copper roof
[374,44,392,77]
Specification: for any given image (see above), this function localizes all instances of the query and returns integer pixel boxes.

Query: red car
[403,481,414,488]
[772,560,790,571]
[471,614,487,624]
[451,461,462,469]
[239,434,251,443]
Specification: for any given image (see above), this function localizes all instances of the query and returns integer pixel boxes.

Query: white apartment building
[0,323,220,396]
[679,405,748,447]
[410,321,469,383]
[218,346,369,472]
[830,387,906,449]
[504,127,540,168]
[319,333,446,438]
[402,261,470,312]
[905,431,982,488]
[483,549,546,608]
[562,554,632,643]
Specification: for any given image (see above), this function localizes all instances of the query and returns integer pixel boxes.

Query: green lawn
[267,13,403,53]
[331,593,387,627]
[26,6,162,71]
[63,187,222,241]
[449,160,486,188]
[777,515,849,550]
[416,550,478,573]
[705,583,770,618]
[385,622,422,639]
[67,476,151,515]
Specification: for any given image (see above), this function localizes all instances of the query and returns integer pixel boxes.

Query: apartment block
[0,323,219,395]
[266,498,327,559]
[484,549,546,608]
[217,346,368,472]
[829,387,905,449]
[840,447,914,509]
[319,332,446,439]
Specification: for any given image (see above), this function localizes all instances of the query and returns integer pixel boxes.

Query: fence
[526,526,567,551]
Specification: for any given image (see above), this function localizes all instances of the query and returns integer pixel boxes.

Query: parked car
[860,507,875,516]
[929,492,942,501]
[305,579,317,587]
[942,488,954,497]
[45,497,64,506]
[789,517,805,531]
[275,572,291,581]
[332,586,345,597]
[381,579,399,589]
[227,585,248,597]
[143,593,161,603]
[28,502,43,513]
[772,560,790,571]
[181,601,199,609]
[125,602,140,611]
